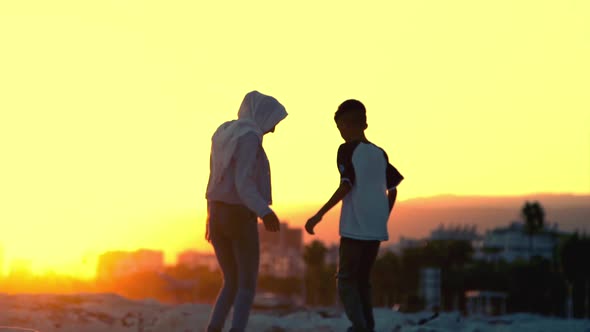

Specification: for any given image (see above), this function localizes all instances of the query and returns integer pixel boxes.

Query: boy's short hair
[334,99,367,126]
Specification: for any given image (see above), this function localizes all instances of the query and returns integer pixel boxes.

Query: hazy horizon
[1,192,588,282]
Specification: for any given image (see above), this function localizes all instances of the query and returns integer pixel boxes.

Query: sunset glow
[0,0,589,280]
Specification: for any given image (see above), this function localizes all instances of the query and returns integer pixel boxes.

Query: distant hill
[286,193,590,246]
[400,193,590,209]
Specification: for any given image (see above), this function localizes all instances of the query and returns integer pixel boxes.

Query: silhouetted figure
[205,91,287,332]
[305,99,403,332]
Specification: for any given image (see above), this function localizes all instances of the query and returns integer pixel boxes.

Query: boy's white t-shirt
[337,140,403,241]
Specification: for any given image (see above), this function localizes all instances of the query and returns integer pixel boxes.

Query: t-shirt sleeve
[337,143,356,186]
[383,150,404,190]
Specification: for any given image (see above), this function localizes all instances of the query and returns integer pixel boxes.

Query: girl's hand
[262,212,281,232]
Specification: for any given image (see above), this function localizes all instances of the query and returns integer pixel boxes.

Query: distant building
[475,222,560,262]
[430,224,480,242]
[384,236,426,255]
[177,250,218,271]
[259,222,303,278]
[96,249,164,280]
[8,259,32,279]
[0,245,4,277]
[420,267,441,311]
[325,244,339,266]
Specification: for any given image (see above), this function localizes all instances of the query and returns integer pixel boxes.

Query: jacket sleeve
[234,133,273,217]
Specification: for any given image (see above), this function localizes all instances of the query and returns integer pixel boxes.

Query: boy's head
[334,99,367,142]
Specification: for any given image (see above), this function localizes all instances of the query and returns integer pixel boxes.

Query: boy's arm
[388,187,398,213]
[305,182,351,235]
[384,150,403,214]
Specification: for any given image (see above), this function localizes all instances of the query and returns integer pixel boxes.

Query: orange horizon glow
[1,0,589,282]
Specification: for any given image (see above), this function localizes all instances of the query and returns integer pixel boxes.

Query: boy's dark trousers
[337,237,381,332]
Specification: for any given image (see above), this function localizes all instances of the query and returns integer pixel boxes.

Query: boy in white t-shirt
[305,99,404,332]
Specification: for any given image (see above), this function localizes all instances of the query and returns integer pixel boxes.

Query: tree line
[33,201,587,318]
[302,201,590,317]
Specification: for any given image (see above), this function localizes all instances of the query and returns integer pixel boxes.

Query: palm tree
[559,233,590,318]
[303,240,327,305]
[522,201,545,260]
[303,240,327,267]
[372,251,401,307]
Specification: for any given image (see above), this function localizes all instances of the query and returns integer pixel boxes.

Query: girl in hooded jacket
[205,91,287,332]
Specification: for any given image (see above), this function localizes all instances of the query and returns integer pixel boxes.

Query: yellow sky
[1,0,589,278]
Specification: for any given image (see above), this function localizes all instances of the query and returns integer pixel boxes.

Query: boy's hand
[305,214,322,235]
[262,211,280,232]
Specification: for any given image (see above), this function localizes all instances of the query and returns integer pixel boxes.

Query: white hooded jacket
[205,91,287,217]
